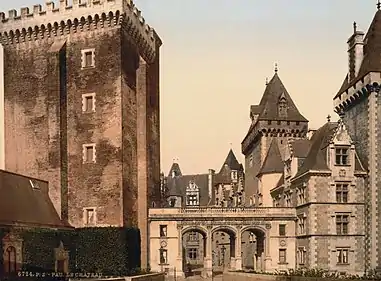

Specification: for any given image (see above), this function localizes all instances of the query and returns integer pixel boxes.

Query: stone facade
[0,0,161,269]
[149,208,297,277]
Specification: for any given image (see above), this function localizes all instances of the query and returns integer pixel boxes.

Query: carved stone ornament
[339,169,346,177]
[265,223,272,229]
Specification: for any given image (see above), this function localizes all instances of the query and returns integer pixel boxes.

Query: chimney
[0,43,4,170]
[347,22,364,82]
[208,169,215,200]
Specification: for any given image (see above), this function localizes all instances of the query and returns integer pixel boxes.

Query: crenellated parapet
[0,0,161,62]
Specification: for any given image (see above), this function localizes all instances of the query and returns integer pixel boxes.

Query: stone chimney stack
[347,22,364,82]
[208,169,215,201]
[0,43,4,170]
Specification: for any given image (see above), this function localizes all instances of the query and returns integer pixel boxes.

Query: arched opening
[182,228,206,277]
[212,227,236,274]
[241,228,266,271]
[4,246,17,274]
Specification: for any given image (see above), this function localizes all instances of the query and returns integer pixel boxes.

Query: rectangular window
[82,94,95,113]
[297,186,306,205]
[298,216,306,235]
[335,147,349,165]
[298,248,306,265]
[81,48,95,68]
[279,224,286,236]
[159,225,167,237]
[159,249,168,264]
[279,249,286,264]
[336,214,349,235]
[187,194,198,206]
[188,232,198,241]
[285,192,291,207]
[188,248,198,260]
[336,183,349,203]
[84,208,95,226]
[336,248,349,264]
[83,144,95,163]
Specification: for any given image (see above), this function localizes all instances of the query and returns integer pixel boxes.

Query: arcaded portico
[149,207,297,277]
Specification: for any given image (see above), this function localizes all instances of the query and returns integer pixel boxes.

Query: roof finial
[274,63,278,73]
[265,77,269,85]
[353,21,357,33]
[327,114,331,122]
[378,0,381,10]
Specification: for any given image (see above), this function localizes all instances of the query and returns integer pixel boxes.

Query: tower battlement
[0,0,160,62]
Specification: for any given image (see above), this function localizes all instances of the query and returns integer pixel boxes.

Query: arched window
[5,246,17,273]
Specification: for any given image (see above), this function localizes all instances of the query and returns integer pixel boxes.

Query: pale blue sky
[0,1,377,174]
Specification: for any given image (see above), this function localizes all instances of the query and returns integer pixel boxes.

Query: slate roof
[257,139,284,176]
[166,173,210,206]
[219,149,241,173]
[168,162,182,177]
[294,122,366,178]
[290,139,311,158]
[252,72,308,122]
[0,170,71,229]
[335,10,381,98]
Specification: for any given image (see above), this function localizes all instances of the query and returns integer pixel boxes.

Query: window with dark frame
[85,51,93,67]
[188,231,198,241]
[336,183,349,203]
[336,248,349,264]
[298,248,305,265]
[84,145,94,163]
[159,225,167,237]
[188,248,198,260]
[335,147,349,165]
[84,96,94,112]
[187,194,198,206]
[159,249,168,264]
[279,249,287,264]
[336,214,349,235]
[279,224,286,236]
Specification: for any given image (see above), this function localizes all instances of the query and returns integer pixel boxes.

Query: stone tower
[0,0,162,268]
[241,68,308,206]
[333,7,381,272]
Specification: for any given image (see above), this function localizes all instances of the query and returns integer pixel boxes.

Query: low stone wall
[222,272,370,281]
[72,272,165,281]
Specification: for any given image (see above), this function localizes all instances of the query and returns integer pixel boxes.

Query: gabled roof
[0,170,71,229]
[257,139,284,176]
[335,10,381,98]
[252,72,308,122]
[294,122,337,177]
[294,121,366,178]
[168,162,182,177]
[166,174,210,206]
[219,149,241,173]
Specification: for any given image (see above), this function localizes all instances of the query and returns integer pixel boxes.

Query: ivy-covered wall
[0,226,141,277]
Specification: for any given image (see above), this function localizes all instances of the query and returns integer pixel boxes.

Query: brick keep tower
[0,0,162,268]
[241,68,308,206]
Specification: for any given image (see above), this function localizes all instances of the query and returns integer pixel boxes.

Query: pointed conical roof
[252,72,308,122]
[168,162,182,177]
[219,149,241,173]
[257,139,284,176]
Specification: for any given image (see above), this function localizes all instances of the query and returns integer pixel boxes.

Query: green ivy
[0,226,141,277]
[75,227,141,276]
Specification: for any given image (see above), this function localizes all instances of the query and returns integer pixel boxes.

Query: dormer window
[335,147,349,166]
[278,95,288,118]
[186,180,199,206]
[231,170,238,181]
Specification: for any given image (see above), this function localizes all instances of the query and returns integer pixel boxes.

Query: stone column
[264,224,272,271]
[0,43,4,170]
[176,225,184,276]
[203,226,213,277]
[235,227,242,270]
